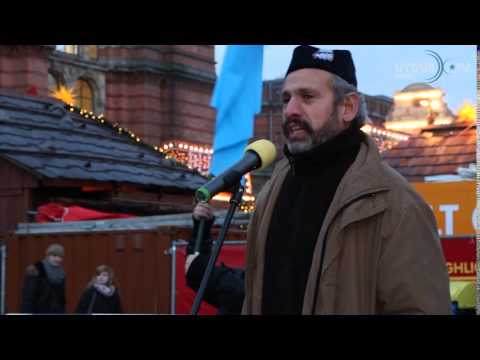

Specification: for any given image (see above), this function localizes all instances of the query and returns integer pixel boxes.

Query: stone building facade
[0,45,217,149]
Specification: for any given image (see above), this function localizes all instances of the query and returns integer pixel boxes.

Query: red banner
[440,237,476,280]
[174,243,245,315]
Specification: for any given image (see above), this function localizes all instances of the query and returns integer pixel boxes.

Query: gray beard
[286,111,344,154]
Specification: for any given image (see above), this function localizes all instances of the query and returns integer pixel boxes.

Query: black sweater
[187,254,245,315]
[262,125,363,314]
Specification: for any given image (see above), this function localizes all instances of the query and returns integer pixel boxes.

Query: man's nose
[284,97,302,119]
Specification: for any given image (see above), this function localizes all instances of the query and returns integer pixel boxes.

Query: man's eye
[282,97,290,104]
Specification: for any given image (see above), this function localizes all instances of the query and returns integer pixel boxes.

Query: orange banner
[412,181,477,237]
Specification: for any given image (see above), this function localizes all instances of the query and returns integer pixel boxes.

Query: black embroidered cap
[285,45,357,87]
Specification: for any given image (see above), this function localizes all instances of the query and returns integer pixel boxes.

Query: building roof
[0,90,207,192]
[400,83,435,92]
[382,121,476,182]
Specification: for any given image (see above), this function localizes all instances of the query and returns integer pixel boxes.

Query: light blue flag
[210,45,264,177]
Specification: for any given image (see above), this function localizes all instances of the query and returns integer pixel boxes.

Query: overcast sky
[215,45,477,113]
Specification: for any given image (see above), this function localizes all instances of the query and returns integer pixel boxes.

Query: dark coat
[75,286,123,314]
[21,261,66,314]
[187,254,245,315]
[187,216,245,315]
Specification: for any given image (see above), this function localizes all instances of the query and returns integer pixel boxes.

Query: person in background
[21,243,66,314]
[76,265,123,314]
[185,202,245,315]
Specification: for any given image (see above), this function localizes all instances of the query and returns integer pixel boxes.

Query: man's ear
[341,92,360,124]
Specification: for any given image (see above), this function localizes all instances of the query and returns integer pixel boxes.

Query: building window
[74,79,94,112]
[56,45,97,60]
[56,45,79,55]
[65,45,79,55]
[48,73,59,93]
[83,45,98,60]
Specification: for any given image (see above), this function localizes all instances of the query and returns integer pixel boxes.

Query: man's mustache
[282,118,315,138]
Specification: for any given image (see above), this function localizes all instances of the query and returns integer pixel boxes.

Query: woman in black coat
[76,265,123,314]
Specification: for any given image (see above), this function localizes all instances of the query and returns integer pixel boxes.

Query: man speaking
[242,45,452,315]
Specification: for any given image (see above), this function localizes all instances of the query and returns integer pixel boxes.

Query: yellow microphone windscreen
[245,139,277,171]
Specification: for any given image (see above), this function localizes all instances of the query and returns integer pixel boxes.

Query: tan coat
[243,136,452,314]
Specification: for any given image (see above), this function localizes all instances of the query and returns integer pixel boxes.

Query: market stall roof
[0,90,207,192]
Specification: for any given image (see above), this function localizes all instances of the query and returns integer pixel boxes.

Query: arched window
[74,79,94,112]
[65,45,78,55]
[48,73,59,93]
[84,45,98,60]
[56,45,98,60]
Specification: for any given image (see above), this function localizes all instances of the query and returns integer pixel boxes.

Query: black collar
[283,124,364,176]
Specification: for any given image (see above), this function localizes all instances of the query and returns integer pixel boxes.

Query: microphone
[195,139,277,202]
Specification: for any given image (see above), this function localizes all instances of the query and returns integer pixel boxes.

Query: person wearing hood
[21,243,67,314]
[76,265,123,314]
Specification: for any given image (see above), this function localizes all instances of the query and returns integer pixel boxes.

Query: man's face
[281,68,347,154]
[47,255,63,267]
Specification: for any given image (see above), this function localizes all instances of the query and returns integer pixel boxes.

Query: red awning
[35,202,136,223]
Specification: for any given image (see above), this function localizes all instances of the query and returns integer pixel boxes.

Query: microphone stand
[191,182,244,315]
[193,218,205,255]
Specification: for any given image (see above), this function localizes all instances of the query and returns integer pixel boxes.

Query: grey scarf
[42,259,65,285]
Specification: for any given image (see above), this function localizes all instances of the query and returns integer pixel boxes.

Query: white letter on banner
[439,204,459,236]
[472,207,478,231]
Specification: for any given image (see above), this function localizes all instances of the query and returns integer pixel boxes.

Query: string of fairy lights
[65,103,257,212]
[361,124,410,152]
[66,103,189,171]
[149,141,255,211]
[158,141,213,176]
